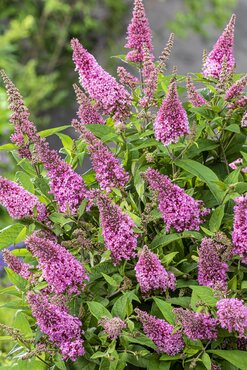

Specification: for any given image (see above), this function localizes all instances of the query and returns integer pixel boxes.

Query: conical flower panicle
[0,176,47,221]
[135,309,184,355]
[0,70,39,159]
[96,192,137,264]
[71,38,131,121]
[73,84,104,125]
[135,245,176,295]
[34,139,87,215]
[3,250,33,280]
[26,231,89,295]
[225,73,247,101]
[117,67,138,89]
[145,168,209,232]
[99,317,126,340]
[216,298,247,336]
[154,81,190,146]
[203,14,236,79]
[174,308,217,340]
[198,237,229,291]
[241,111,247,127]
[76,126,129,192]
[27,292,84,361]
[187,76,207,107]
[125,0,153,62]
[158,33,175,71]
[232,194,247,263]
[140,46,158,107]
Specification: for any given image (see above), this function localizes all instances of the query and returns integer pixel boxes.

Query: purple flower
[216,298,247,336]
[135,245,176,295]
[71,38,131,122]
[232,194,247,263]
[154,81,190,146]
[187,76,207,107]
[96,192,137,264]
[73,84,104,125]
[241,111,247,127]
[99,317,126,340]
[135,308,184,356]
[228,96,247,110]
[117,67,138,89]
[26,231,89,295]
[75,126,129,192]
[225,74,247,101]
[198,237,229,291]
[229,158,243,170]
[35,139,87,215]
[140,47,158,107]
[27,292,84,361]
[145,168,209,232]
[3,250,33,280]
[174,308,218,340]
[0,176,47,221]
[203,14,236,79]
[125,0,153,62]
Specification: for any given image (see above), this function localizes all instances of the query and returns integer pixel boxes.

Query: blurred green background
[0,0,242,368]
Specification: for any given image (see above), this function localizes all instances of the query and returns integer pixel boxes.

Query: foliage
[0,1,247,370]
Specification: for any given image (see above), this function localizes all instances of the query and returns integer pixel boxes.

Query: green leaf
[202,352,211,370]
[16,171,34,193]
[87,301,112,320]
[209,204,224,232]
[162,252,179,265]
[5,268,27,291]
[85,124,117,142]
[147,359,171,369]
[0,224,26,250]
[153,298,175,324]
[38,125,70,137]
[123,334,156,349]
[191,286,217,309]
[0,143,18,151]
[13,311,32,336]
[208,350,247,370]
[57,133,74,151]
[101,273,119,287]
[225,124,241,133]
[176,159,224,202]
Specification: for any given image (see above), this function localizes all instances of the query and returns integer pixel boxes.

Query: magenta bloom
[203,14,236,79]
[216,298,247,336]
[125,0,153,62]
[96,193,137,264]
[73,84,104,125]
[232,194,247,263]
[174,308,217,340]
[145,168,209,232]
[78,127,129,192]
[27,292,84,361]
[229,158,243,170]
[198,237,229,291]
[71,38,131,121]
[225,74,247,101]
[140,47,158,107]
[35,139,87,215]
[135,245,176,295]
[0,70,39,159]
[99,317,126,340]
[0,176,47,221]
[135,309,184,356]
[26,231,89,295]
[187,76,207,107]
[3,250,33,280]
[154,82,190,146]
[117,67,138,89]
[241,111,247,127]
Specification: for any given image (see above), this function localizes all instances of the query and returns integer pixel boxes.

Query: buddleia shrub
[0,1,247,369]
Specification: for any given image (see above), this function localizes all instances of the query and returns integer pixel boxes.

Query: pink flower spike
[3,250,33,280]
[187,76,207,107]
[232,194,247,263]
[125,0,153,62]
[225,74,247,101]
[99,317,126,340]
[203,14,236,79]
[216,298,247,336]
[135,245,176,295]
[154,81,190,146]
[229,158,243,170]
[241,111,247,127]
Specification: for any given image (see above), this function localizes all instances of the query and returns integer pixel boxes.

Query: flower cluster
[140,46,158,106]
[154,81,190,146]
[117,67,138,89]
[3,250,33,280]
[145,168,209,232]
[71,38,131,121]
[174,308,218,340]
[75,126,129,192]
[225,73,247,101]
[198,237,229,291]
[135,245,176,295]
[187,76,207,107]
[232,194,247,263]
[125,0,153,62]
[216,298,247,337]
[99,317,126,340]
[203,14,236,79]
[96,192,137,264]
[26,231,88,295]
[135,309,184,356]
[27,292,84,361]
[0,176,47,222]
